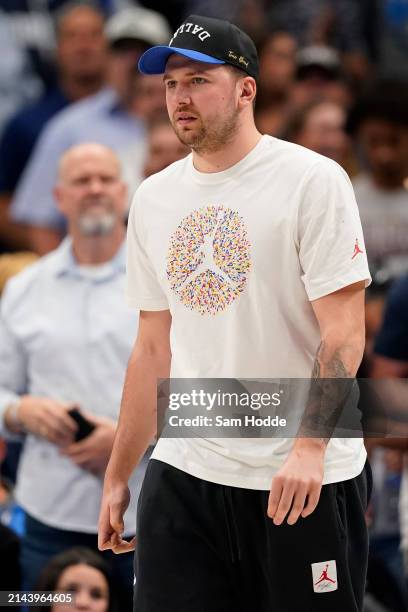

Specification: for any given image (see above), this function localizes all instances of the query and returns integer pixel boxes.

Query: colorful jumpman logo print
[351,238,364,260]
[314,564,337,586]
[167,205,251,315]
[179,210,237,289]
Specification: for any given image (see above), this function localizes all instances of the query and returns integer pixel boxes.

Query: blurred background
[0,1,407,611]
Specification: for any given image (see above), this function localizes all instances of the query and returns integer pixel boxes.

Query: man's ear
[239,77,256,108]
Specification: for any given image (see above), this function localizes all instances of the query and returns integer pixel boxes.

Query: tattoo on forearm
[299,341,355,444]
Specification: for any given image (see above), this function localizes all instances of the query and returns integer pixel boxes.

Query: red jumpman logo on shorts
[314,564,336,586]
[351,238,364,260]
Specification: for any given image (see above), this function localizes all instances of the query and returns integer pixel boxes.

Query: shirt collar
[53,237,126,281]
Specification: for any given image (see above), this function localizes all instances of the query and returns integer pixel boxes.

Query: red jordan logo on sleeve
[351,238,364,260]
[311,560,338,593]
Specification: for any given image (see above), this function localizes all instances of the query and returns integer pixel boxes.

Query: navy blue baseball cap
[138,14,259,80]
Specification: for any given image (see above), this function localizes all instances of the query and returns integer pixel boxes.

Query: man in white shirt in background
[99,15,372,612]
[1,143,148,611]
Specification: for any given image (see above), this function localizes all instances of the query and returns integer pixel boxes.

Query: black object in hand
[68,407,96,442]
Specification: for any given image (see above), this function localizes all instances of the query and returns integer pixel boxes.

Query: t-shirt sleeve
[297,159,371,301]
[374,277,408,361]
[126,188,169,311]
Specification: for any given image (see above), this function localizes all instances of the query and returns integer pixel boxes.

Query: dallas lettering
[169,22,211,46]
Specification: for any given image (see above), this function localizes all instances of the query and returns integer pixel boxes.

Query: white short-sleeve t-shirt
[126,135,371,489]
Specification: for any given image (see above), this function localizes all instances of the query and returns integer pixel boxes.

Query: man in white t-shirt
[98,15,372,611]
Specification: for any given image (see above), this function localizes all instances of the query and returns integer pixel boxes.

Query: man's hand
[267,440,325,526]
[18,395,78,446]
[60,414,116,475]
[98,481,135,554]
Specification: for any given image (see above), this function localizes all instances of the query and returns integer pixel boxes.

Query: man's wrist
[293,437,327,453]
[103,477,129,499]
[4,399,25,434]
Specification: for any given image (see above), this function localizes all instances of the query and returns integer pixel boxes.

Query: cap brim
[138,46,225,74]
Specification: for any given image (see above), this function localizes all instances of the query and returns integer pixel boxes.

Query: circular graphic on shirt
[166,205,251,315]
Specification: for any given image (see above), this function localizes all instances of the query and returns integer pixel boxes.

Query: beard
[171,104,240,154]
[77,196,117,236]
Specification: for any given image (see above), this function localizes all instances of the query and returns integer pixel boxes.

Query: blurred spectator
[142,116,190,178]
[186,0,267,42]
[10,6,170,256]
[120,114,189,196]
[0,2,45,135]
[118,73,174,196]
[129,73,170,129]
[291,45,352,110]
[283,99,353,173]
[257,31,297,100]
[0,1,107,253]
[0,1,133,133]
[347,82,408,287]
[364,0,408,80]
[367,447,407,611]
[34,547,118,612]
[371,275,408,602]
[255,30,297,136]
[266,0,370,81]
[0,144,150,610]
[183,0,249,28]
[103,7,169,108]
[372,274,408,385]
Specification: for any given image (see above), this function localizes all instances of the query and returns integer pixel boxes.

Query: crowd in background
[0,1,407,611]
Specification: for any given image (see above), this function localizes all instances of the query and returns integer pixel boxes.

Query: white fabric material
[77,262,116,279]
[126,135,371,489]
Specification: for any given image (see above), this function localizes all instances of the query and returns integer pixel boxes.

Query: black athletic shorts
[134,458,372,612]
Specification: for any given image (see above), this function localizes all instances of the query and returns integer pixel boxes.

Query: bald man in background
[0,144,148,611]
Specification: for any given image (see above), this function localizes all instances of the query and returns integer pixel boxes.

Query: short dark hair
[33,547,118,612]
[346,81,408,134]
[227,64,249,80]
[226,64,257,109]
